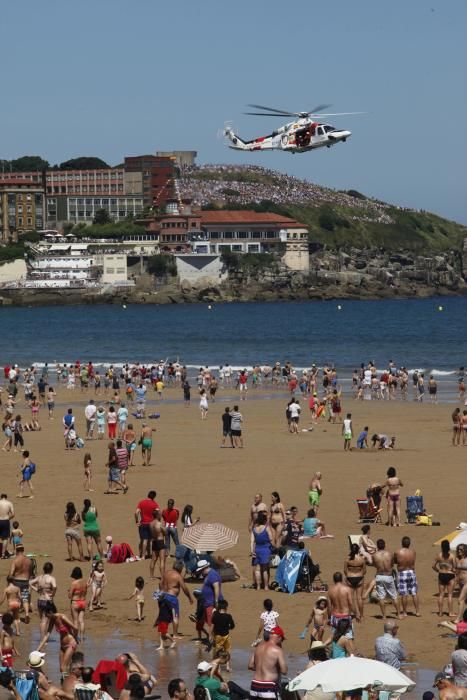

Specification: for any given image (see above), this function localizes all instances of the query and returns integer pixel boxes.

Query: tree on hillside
[59,157,110,170]
[0,156,49,172]
[93,208,112,225]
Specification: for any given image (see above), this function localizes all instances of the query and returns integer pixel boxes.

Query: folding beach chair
[357,498,382,523]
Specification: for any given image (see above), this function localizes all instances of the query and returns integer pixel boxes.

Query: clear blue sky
[2,0,466,223]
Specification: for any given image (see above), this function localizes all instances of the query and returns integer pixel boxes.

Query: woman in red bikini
[69,566,88,642]
[37,601,78,673]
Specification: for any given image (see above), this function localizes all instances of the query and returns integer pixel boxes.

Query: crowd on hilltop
[178,165,394,225]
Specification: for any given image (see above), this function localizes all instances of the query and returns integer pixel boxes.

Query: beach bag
[76,437,85,448]
[29,462,36,475]
[108,542,134,563]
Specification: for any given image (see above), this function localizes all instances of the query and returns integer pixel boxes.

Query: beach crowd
[0,358,466,700]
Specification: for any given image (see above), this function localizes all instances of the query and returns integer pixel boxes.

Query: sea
[0,296,464,374]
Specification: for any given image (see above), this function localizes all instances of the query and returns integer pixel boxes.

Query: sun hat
[316,595,328,604]
[28,651,46,668]
[310,640,325,650]
[197,661,213,673]
[195,559,210,572]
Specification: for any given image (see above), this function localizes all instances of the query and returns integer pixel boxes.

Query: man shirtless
[140,424,153,467]
[248,626,287,700]
[394,536,420,617]
[308,473,322,514]
[9,544,33,622]
[161,561,193,638]
[149,511,166,579]
[0,494,14,558]
[249,494,268,531]
[328,571,357,628]
[373,539,402,620]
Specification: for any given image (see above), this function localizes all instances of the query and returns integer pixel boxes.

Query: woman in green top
[82,499,103,560]
[328,619,355,659]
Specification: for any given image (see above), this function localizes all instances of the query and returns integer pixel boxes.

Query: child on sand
[18,450,35,498]
[155,592,175,650]
[211,600,235,672]
[357,427,369,449]
[10,522,23,548]
[342,413,353,451]
[0,613,18,667]
[255,598,279,643]
[302,596,329,641]
[0,578,22,635]
[88,560,107,611]
[83,453,93,491]
[127,576,145,622]
[96,407,106,440]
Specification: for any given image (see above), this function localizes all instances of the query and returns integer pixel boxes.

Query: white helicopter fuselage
[224,117,351,154]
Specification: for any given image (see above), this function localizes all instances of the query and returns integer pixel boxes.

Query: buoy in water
[337,304,342,310]
[208,305,212,310]
[438,305,443,311]
[122,304,127,309]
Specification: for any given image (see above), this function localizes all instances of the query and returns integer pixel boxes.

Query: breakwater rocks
[178,248,467,303]
[1,248,466,307]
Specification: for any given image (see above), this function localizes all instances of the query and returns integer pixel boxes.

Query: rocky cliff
[1,248,465,307]
[176,248,466,303]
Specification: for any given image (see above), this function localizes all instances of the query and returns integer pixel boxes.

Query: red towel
[92,660,128,691]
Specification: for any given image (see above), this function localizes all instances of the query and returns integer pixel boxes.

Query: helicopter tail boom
[223,126,250,150]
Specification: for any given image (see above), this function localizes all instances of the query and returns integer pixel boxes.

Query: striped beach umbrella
[181,522,239,551]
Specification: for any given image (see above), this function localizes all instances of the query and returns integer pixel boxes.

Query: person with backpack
[18,451,35,499]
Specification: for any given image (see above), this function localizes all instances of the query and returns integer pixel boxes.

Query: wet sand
[0,385,463,687]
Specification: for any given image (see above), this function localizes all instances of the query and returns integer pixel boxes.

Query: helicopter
[223,103,363,154]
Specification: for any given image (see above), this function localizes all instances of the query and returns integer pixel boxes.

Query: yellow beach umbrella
[433,530,464,546]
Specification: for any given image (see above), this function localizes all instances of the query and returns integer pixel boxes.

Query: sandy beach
[0,384,463,675]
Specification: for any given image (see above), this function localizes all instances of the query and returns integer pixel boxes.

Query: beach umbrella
[433,529,466,546]
[288,657,416,694]
[447,530,467,551]
[181,522,238,551]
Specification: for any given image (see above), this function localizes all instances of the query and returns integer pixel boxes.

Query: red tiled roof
[199,210,305,226]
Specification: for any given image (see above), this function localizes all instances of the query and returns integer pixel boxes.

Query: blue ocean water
[0,296,464,372]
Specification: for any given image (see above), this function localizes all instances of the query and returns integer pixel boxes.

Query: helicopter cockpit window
[317,126,324,136]
[323,125,335,133]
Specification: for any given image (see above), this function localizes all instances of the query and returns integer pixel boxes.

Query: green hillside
[182,166,466,253]
[287,204,466,252]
